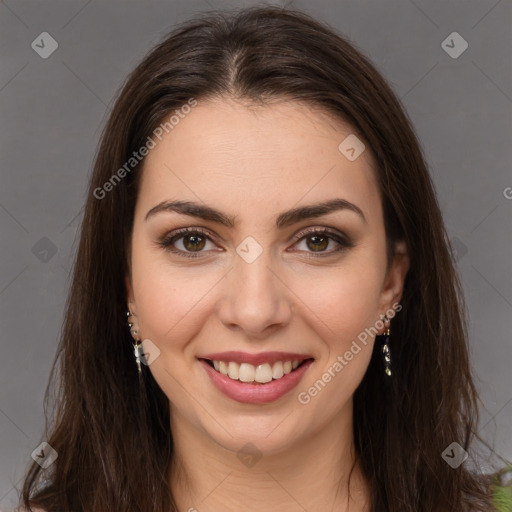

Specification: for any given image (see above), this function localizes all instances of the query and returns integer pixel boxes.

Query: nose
[217,248,292,339]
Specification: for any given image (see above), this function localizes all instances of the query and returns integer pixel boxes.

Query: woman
[18,6,511,512]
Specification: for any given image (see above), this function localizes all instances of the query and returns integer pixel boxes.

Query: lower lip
[199,359,314,404]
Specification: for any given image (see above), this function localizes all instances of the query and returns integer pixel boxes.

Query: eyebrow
[144,198,367,228]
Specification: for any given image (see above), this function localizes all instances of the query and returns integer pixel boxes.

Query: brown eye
[305,234,329,252]
[159,228,218,258]
[159,226,353,259]
[291,227,354,256]
[182,234,206,252]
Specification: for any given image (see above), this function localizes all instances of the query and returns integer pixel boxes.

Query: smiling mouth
[200,358,314,385]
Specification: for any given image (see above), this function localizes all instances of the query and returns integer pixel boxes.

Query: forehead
[137,97,381,225]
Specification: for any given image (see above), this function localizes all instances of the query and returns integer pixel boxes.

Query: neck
[168,400,370,512]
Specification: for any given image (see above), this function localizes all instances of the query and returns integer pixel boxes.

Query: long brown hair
[19,6,496,511]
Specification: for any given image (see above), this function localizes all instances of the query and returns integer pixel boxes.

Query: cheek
[291,257,384,341]
[130,242,217,345]
[294,265,382,413]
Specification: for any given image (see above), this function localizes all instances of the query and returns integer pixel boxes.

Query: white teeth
[208,358,308,383]
[272,361,284,379]
[239,363,255,382]
[255,363,273,383]
[219,361,229,375]
[228,361,239,380]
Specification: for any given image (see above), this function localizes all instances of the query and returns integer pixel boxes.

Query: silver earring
[382,327,392,377]
[127,310,142,374]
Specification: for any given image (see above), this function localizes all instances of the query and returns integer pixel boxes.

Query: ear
[377,240,409,333]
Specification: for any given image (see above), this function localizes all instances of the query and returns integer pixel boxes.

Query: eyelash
[158,227,354,259]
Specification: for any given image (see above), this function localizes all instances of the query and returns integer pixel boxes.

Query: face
[126,97,409,455]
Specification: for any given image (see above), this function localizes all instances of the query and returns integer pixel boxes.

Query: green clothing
[492,485,512,511]
[492,466,512,511]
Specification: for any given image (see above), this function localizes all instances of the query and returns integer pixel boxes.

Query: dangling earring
[381,323,392,377]
[127,310,142,374]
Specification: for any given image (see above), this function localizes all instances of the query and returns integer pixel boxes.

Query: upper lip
[198,351,314,366]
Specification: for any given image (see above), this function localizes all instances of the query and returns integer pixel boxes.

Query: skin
[126,97,409,512]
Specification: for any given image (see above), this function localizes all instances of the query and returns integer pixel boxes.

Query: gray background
[1,0,511,509]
